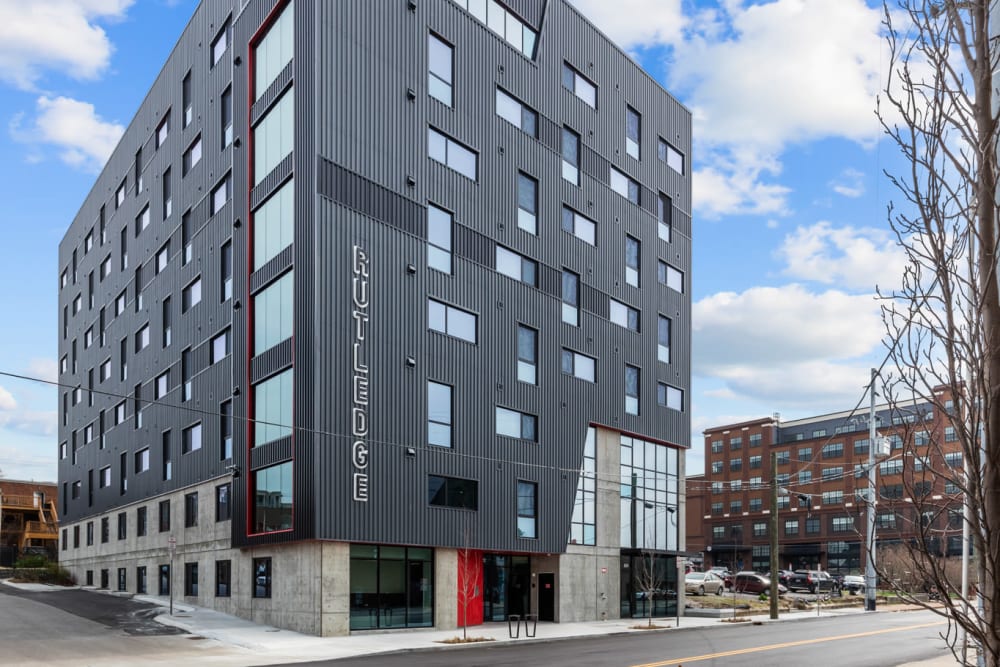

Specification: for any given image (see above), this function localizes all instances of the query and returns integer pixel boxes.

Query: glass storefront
[349,545,434,630]
[482,554,531,621]
[620,552,677,619]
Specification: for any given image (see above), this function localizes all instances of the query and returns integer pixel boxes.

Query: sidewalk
[2,580,961,666]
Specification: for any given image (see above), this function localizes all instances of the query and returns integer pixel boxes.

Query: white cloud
[694,159,791,219]
[0,384,57,438]
[568,0,684,49]
[25,358,58,384]
[830,168,866,198]
[12,95,124,170]
[0,386,17,411]
[0,0,134,90]
[777,221,906,291]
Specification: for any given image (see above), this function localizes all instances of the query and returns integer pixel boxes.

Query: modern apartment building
[688,388,965,576]
[56,0,691,635]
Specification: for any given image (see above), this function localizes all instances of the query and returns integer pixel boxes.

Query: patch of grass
[630,623,670,630]
[11,564,75,586]
[436,636,497,644]
[721,617,752,623]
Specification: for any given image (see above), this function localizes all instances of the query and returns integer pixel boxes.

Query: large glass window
[254,270,293,354]
[570,427,596,545]
[496,407,536,441]
[428,475,477,510]
[253,461,293,533]
[254,369,293,446]
[562,62,596,107]
[561,349,595,382]
[428,33,453,106]
[495,88,537,137]
[349,545,433,630]
[450,0,536,58]
[620,434,680,551]
[427,204,452,274]
[495,246,537,286]
[610,167,640,205]
[658,261,684,293]
[657,383,684,411]
[428,127,477,180]
[253,179,294,270]
[562,207,595,245]
[255,1,294,98]
[516,481,538,538]
[427,381,452,447]
[658,138,684,174]
[609,299,639,332]
[428,299,476,343]
[254,91,294,185]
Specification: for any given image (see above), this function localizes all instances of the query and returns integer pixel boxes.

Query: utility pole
[865,368,878,612]
[769,451,779,619]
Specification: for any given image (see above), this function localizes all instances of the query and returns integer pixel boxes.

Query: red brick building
[688,389,964,575]
[0,479,59,565]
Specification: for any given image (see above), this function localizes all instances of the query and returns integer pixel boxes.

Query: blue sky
[0,0,902,481]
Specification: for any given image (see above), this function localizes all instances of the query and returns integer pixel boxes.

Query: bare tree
[878,1,1000,663]
[634,549,666,628]
[455,522,481,640]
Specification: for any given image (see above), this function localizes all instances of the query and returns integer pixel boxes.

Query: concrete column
[435,547,457,630]
[320,541,350,636]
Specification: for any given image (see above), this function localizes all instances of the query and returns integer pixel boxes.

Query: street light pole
[865,368,878,612]
[769,451,779,619]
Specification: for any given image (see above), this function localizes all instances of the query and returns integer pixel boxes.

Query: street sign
[168,536,176,556]
[601,567,607,574]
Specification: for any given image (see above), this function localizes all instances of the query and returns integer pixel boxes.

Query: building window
[945,451,963,468]
[427,381,452,448]
[185,562,199,596]
[253,462,292,533]
[181,348,192,401]
[156,113,169,149]
[805,517,820,535]
[517,325,537,384]
[159,564,170,595]
[117,567,127,592]
[114,400,126,425]
[211,18,231,66]
[657,315,671,363]
[730,458,743,472]
[428,299,476,343]
[116,178,126,208]
[184,492,198,527]
[100,255,111,279]
[822,490,844,505]
[254,89,293,185]
[220,400,233,460]
[750,498,763,512]
[610,167,640,205]
[182,70,192,128]
[211,328,231,364]
[162,430,172,480]
[211,173,232,215]
[253,270,293,354]
[135,204,150,237]
[626,106,640,159]
[658,261,684,293]
[159,499,171,531]
[221,86,233,148]
[253,179,293,270]
[254,369,293,445]
[137,506,147,537]
[561,269,579,326]
[516,480,538,538]
[156,242,170,275]
[161,297,172,348]
[831,516,853,533]
[427,204,452,274]
[428,33,453,106]
[625,236,640,287]
[658,138,684,174]
[135,323,150,352]
[216,484,231,522]
[86,522,93,545]
[517,172,537,234]
[944,426,957,442]
[749,455,762,469]
[216,560,231,597]
[162,167,172,219]
[730,500,742,513]
[117,512,127,540]
[711,460,722,474]
[562,62,596,108]
[449,0,536,57]
[182,277,202,312]
[609,299,639,332]
[657,383,684,411]
[99,465,111,488]
[561,126,580,185]
[496,406,536,441]
[428,475,477,510]
[561,206,595,245]
[624,365,640,415]
[183,136,202,175]
[182,422,202,454]
[135,447,150,473]
[428,127,477,180]
[255,2,293,95]
[101,517,109,543]
[495,88,537,137]
[495,246,537,286]
[784,519,799,536]
[561,349,596,382]
[135,566,146,594]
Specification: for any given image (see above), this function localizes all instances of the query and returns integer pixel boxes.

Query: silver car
[685,571,725,596]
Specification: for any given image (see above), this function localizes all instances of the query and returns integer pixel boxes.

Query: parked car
[767,569,796,587]
[786,570,839,594]
[843,574,866,594]
[732,572,787,596]
[685,571,725,596]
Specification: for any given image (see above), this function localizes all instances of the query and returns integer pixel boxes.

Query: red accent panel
[456,550,484,627]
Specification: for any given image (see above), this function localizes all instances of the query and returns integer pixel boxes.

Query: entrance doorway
[482,554,531,621]
[538,572,555,621]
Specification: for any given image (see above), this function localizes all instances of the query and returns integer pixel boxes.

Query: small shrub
[14,555,48,569]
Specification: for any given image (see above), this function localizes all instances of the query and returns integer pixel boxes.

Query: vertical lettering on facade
[351,245,370,502]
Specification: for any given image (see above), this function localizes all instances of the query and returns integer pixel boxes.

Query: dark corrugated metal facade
[58,0,691,558]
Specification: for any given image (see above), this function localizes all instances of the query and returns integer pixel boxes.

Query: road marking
[630,620,945,667]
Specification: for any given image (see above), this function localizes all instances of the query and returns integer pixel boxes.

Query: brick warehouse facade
[687,387,966,577]
[56,0,692,635]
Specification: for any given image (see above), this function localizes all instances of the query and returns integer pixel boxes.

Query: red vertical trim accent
[457,550,484,627]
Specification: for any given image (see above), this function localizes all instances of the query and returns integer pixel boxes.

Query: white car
[843,575,865,594]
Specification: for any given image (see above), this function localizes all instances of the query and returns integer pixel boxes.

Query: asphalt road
[289,609,951,667]
[0,585,230,667]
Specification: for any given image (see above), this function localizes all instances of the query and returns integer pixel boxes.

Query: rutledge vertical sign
[351,245,370,502]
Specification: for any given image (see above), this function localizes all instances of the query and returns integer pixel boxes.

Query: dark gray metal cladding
[58,0,692,557]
